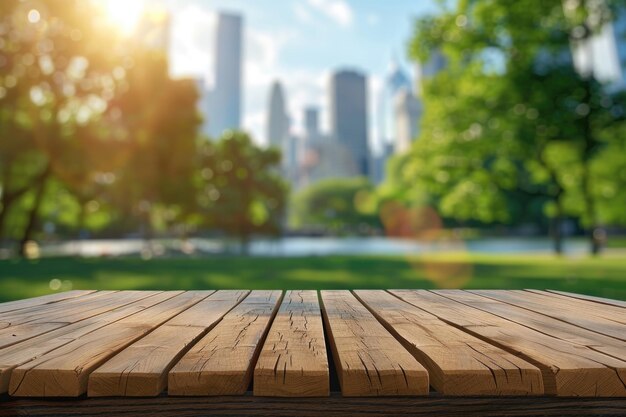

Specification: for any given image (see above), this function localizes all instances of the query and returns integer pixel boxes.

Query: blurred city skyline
[100,0,439,145]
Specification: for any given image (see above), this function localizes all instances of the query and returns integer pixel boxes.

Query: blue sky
[153,0,440,144]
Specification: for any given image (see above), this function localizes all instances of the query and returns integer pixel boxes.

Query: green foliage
[291,177,381,233]
[196,131,288,247]
[0,2,202,247]
[402,0,626,252]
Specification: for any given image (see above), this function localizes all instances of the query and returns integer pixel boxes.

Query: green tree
[0,0,125,253]
[406,0,626,254]
[0,2,201,253]
[196,131,287,253]
[106,51,201,239]
[291,177,381,234]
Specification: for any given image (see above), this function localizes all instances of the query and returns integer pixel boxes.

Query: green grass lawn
[1,253,625,302]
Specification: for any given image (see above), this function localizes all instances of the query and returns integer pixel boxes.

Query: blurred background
[1,0,626,301]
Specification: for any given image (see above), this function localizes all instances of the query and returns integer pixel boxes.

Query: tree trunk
[77,199,87,239]
[18,166,50,257]
[0,197,9,242]
[0,167,51,242]
[551,200,564,255]
[0,187,24,241]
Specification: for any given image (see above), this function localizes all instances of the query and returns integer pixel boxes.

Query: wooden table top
[0,289,624,400]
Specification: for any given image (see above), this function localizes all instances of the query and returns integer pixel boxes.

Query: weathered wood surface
[0,289,625,403]
[475,290,626,341]
[2,394,626,417]
[0,291,167,393]
[8,291,208,397]
[546,290,626,308]
[168,290,282,396]
[88,290,249,397]
[354,290,544,395]
[440,290,626,360]
[0,291,97,315]
[320,290,429,396]
[0,291,152,349]
[254,290,329,397]
[391,290,626,397]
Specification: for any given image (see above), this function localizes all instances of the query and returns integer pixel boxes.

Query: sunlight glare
[100,0,145,35]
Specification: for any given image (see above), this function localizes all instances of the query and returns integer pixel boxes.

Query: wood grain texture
[0,291,154,349]
[8,291,209,397]
[254,290,329,397]
[88,290,248,397]
[0,291,115,325]
[354,290,543,395]
[0,291,97,315]
[168,290,283,396]
[476,290,626,341]
[2,394,626,417]
[445,290,626,360]
[0,291,166,394]
[546,290,626,308]
[320,290,429,397]
[391,290,626,397]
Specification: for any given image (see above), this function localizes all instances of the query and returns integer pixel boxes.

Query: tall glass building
[267,81,289,149]
[208,13,243,138]
[329,70,370,177]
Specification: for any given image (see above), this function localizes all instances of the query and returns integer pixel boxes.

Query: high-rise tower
[329,70,369,176]
[266,81,289,149]
[208,13,243,138]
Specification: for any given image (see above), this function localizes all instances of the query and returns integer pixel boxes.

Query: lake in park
[33,237,590,258]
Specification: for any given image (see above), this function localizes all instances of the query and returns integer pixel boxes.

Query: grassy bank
[1,253,625,302]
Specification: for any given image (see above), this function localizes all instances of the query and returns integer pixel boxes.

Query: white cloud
[306,0,353,28]
[169,4,216,81]
[244,110,266,144]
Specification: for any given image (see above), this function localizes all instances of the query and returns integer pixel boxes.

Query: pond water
[36,236,590,258]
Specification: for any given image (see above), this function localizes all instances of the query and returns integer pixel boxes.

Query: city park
[1,1,626,414]
[1,0,626,302]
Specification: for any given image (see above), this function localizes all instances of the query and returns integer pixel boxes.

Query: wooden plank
[0,290,97,315]
[8,291,211,397]
[354,290,543,395]
[320,290,429,397]
[0,291,167,393]
[441,290,626,361]
[0,291,143,349]
[254,290,329,397]
[391,290,626,397]
[524,290,626,324]
[2,395,626,417]
[0,291,114,322]
[475,290,625,341]
[546,290,626,309]
[88,290,249,397]
[168,290,282,396]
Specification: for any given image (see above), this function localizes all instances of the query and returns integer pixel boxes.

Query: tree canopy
[400,0,626,253]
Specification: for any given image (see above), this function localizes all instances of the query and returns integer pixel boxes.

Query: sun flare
[99,0,145,35]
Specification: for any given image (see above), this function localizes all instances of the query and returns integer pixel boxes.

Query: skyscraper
[208,13,243,138]
[379,60,412,146]
[266,81,289,149]
[329,70,369,177]
[394,89,422,154]
[304,107,320,139]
